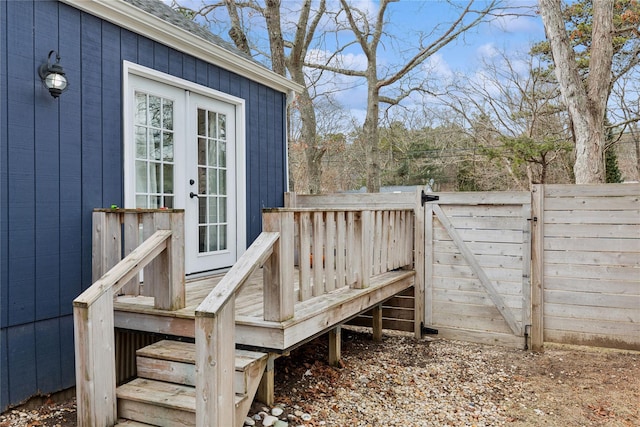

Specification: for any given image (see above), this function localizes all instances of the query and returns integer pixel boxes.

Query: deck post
[328,326,342,366]
[74,293,117,427]
[413,187,426,338]
[257,355,276,406]
[352,211,372,289]
[263,211,295,322]
[163,211,185,310]
[195,300,236,427]
[372,304,383,342]
[92,211,121,283]
[530,185,545,352]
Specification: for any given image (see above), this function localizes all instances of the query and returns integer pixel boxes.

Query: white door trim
[123,61,247,265]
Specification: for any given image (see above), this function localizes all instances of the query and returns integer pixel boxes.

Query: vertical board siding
[59,315,76,389]
[1,329,8,408]
[34,2,61,321]
[542,184,640,350]
[1,0,9,330]
[1,0,287,409]
[7,324,37,405]
[35,318,62,393]
[7,0,36,327]
[58,4,83,317]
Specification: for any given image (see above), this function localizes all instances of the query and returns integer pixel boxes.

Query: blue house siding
[0,0,287,410]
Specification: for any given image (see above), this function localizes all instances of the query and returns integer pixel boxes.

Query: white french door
[125,71,241,274]
[186,93,237,272]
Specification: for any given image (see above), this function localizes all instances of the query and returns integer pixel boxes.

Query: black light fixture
[39,50,68,98]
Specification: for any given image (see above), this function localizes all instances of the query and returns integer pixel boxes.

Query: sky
[170,1,548,124]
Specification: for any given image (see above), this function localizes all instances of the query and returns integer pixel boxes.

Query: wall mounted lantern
[39,50,68,98]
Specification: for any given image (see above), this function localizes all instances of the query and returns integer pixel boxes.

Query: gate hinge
[420,322,439,335]
[421,190,439,206]
[527,216,538,222]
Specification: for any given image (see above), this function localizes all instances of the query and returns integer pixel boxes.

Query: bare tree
[538,0,615,183]
[185,0,329,193]
[445,51,573,188]
[306,0,501,191]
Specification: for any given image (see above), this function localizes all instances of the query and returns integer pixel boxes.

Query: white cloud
[423,53,453,81]
[476,43,499,60]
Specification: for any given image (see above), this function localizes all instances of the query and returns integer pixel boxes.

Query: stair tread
[137,340,268,370]
[115,420,157,427]
[117,378,244,410]
[117,378,196,412]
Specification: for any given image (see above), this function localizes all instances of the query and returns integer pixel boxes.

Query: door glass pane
[163,132,173,161]
[135,93,147,125]
[218,114,226,139]
[208,111,217,138]
[149,96,161,128]
[219,225,227,250]
[208,140,217,167]
[196,107,229,255]
[135,127,147,158]
[197,109,206,136]
[134,91,174,209]
[218,141,226,167]
[219,197,226,222]
[136,161,147,193]
[208,226,218,252]
[152,130,162,160]
[163,99,173,130]
[163,164,173,194]
[198,138,206,165]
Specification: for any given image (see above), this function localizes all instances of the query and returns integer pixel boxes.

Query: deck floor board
[114,268,415,351]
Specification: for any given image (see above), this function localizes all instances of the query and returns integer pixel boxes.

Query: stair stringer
[234,352,270,427]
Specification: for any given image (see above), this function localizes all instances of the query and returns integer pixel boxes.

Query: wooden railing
[194,231,280,427]
[74,209,184,427]
[262,207,415,317]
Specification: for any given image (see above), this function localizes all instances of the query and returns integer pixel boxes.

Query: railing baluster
[373,210,382,275]
[325,211,336,292]
[335,211,346,289]
[299,212,312,301]
[312,211,324,296]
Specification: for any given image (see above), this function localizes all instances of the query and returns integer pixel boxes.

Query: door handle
[189,192,200,199]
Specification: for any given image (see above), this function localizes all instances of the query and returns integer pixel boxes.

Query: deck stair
[115,340,268,427]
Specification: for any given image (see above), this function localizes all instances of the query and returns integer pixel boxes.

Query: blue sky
[170,1,547,122]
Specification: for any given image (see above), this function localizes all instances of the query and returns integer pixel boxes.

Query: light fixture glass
[39,50,68,98]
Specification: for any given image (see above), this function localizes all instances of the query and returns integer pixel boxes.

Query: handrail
[75,221,179,427]
[196,231,280,316]
[74,230,172,308]
[194,231,280,426]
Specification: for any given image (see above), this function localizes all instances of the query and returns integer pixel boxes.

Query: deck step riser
[137,356,247,394]
[118,400,195,427]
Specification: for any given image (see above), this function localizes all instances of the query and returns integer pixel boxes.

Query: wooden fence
[531,184,640,351]
[290,184,639,351]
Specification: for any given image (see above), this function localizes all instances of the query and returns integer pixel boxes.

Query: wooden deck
[75,200,423,426]
[113,268,415,352]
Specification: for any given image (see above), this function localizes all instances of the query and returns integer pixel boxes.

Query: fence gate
[423,192,532,348]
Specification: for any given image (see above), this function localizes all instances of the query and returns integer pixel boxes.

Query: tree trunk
[264,0,286,76]
[364,67,381,192]
[539,0,614,184]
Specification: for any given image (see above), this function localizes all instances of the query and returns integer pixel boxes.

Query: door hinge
[420,322,439,335]
[421,190,439,206]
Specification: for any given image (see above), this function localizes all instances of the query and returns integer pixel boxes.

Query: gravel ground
[3,328,639,426]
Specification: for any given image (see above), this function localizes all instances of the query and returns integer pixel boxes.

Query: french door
[125,74,238,274]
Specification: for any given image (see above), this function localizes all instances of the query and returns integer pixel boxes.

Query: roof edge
[60,0,303,94]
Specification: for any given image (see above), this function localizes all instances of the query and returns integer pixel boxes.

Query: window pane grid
[135,91,174,209]
[197,108,228,253]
